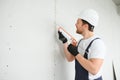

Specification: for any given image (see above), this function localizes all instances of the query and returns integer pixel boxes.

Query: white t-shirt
[77,35,106,80]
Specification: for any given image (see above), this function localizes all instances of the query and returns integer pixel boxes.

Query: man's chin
[76,30,79,33]
[76,30,82,34]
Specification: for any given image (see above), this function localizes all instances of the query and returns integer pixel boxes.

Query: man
[58,9,106,80]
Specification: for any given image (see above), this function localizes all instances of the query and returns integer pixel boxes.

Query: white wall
[0,0,55,80]
[0,0,120,80]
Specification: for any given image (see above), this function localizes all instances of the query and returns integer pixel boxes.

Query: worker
[58,9,106,80]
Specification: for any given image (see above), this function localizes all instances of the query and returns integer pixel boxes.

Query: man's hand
[58,31,67,43]
[67,44,79,56]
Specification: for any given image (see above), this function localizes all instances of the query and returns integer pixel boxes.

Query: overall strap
[84,38,100,59]
[77,39,82,47]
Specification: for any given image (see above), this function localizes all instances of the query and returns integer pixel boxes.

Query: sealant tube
[58,27,77,46]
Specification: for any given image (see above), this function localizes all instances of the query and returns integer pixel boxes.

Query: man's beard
[76,29,82,34]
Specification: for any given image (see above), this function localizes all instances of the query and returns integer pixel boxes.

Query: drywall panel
[0,0,55,80]
[56,0,120,80]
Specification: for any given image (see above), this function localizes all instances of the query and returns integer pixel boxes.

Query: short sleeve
[88,39,106,59]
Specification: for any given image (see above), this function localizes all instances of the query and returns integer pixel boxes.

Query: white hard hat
[79,9,99,27]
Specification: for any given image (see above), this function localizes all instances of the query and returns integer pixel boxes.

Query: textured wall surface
[0,0,120,80]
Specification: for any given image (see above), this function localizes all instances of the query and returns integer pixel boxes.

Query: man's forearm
[63,43,75,62]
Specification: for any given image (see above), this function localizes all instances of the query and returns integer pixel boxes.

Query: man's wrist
[74,52,79,56]
[67,44,79,56]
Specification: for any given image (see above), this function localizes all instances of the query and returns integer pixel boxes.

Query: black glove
[58,31,67,43]
[67,44,79,56]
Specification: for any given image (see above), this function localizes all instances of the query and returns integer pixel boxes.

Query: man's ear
[84,24,89,29]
